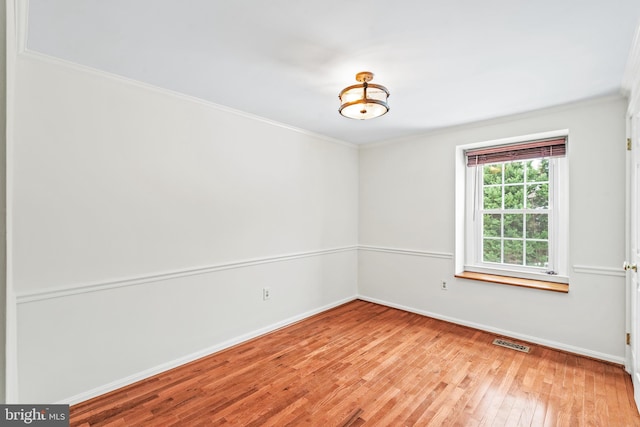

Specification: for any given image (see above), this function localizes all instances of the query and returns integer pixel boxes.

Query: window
[456,132,569,287]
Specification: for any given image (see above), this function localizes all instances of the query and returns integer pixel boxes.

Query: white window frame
[455,130,569,284]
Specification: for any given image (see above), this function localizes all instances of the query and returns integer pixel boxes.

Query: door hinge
[628,138,632,151]
[627,332,631,345]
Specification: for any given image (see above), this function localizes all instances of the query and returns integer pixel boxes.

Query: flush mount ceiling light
[338,71,390,120]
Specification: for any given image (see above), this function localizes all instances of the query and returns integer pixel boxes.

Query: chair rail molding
[16,246,358,304]
[358,245,454,260]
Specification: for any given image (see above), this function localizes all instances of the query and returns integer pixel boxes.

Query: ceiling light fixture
[339,71,390,120]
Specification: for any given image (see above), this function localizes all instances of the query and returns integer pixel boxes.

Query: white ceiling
[25,0,640,144]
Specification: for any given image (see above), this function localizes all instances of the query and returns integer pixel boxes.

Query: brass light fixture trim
[339,71,390,120]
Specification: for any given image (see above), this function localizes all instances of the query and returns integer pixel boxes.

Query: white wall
[0,0,7,403]
[9,45,630,404]
[359,96,628,363]
[12,53,358,403]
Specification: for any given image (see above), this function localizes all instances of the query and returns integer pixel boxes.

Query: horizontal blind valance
[466,137,567,167]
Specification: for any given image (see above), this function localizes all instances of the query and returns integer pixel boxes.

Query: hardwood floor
[70,300,640,426]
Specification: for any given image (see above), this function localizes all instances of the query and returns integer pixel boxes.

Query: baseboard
[357,295,625,366]
[59,295,358,405]
[58,293,624,404]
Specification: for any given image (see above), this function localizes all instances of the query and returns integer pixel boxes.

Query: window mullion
[501,164,505,264]
[523,161,528,266]
[476,166,483,265]
[548,159,556,273]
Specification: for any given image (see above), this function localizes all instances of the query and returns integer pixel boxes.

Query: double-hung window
[458,133,568,287]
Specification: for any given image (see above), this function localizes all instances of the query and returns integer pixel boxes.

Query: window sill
[455,271,569,293]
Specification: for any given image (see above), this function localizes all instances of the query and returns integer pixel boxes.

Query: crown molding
[15,0,355,148]
[361,93,626,150]
[17,49,358,150]
[13,0,28,54]
[623,21,640,92]
[623,21,640,114]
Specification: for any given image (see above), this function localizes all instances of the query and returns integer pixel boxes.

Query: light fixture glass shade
[339,72,389,120]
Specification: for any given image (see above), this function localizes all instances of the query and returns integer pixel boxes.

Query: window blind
[465,137,567,167]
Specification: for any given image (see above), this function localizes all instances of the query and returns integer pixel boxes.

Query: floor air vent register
[492,338,531,353]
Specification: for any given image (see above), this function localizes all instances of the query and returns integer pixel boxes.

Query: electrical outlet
[263,287,271,300]
[441,281,448,291]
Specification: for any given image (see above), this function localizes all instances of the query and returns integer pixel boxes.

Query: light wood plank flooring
[70,300,640,426]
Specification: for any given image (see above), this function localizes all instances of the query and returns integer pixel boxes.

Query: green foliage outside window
[483,165,502,185]
[527,183,548,209]
[483,186,502,209]
[483,239,501,263]
[504,240,523,264]
[504,162,524,183]
[526,241,548,266]
[526,214,548,239]
[503,214,522,238]
[483,214,501,237]
[527,159,549,182]
[504,185,524,209]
